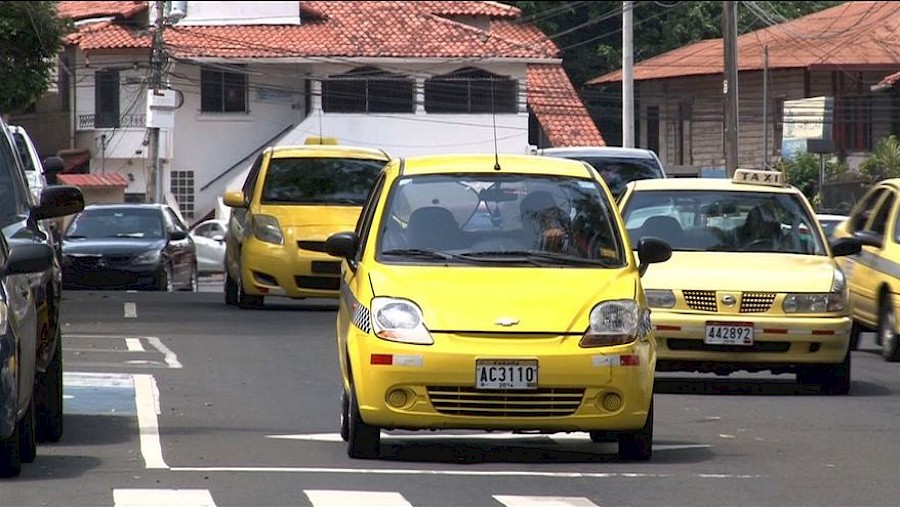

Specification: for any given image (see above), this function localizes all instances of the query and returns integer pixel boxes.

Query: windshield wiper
[459,250,616,267]
[381,248,475,263]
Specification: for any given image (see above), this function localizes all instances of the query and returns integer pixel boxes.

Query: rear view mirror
[2,243,53,276]
[325,231,358,258]
[853,230,883,249]
[223,190,247,208]
[34,185,84,220]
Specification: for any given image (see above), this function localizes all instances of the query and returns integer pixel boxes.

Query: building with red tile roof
[21,1,603,224]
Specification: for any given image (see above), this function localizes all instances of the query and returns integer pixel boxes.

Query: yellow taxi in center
[618,169,862,394]
[223,142,390,308]
[324,153,672,461]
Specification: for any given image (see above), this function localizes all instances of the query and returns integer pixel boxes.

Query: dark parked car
[537,146,666,198]
[61,204,198,291]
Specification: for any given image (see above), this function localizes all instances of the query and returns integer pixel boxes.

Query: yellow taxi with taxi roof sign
[325,153,671,461]
[618,168,862,394]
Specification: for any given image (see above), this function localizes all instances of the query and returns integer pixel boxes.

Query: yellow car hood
[368,266,637,333]
[642,252,837,292]
[259,204,361,232]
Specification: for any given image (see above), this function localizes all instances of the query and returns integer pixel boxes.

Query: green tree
[0,2,70,115]
[776,151,847,203]
[858,135,900,183]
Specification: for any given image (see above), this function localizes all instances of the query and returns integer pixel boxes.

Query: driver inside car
[737,205,784,249]
[519,191,568,252]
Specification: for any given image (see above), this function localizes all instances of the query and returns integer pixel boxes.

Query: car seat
[405,206,462,250]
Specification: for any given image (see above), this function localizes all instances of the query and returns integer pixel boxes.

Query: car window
[849,188,885,233]
[66,208,166,239]
[165,208,187,233]
[260,157,385,205]
[355,172,386,264]
[376,172,625,266]
[564,156,663,197]
[868,192,895,239]
[0,128,30,226]
[621,189,826,255]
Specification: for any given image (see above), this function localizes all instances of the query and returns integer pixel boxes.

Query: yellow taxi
[618,169,862,394]
[831,178,900,361]
[223,142,390,308]
[324,153,672,461]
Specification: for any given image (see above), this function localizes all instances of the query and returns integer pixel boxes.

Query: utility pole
[622,1,634,148]
[723,0,739,176]
[148,0,167,203]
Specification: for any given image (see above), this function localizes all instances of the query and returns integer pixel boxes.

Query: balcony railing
[78,113,147,130]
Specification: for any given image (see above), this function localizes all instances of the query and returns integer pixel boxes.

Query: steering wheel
[743,238,774,251]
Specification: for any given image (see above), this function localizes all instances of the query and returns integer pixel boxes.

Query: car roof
[626,177,802,194]
[393,153,596,178]
[538,146,658,160]
[267,144,390,161]
[82,203,168,210]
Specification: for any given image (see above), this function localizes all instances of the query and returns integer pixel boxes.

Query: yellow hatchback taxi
[223,143,390,308]
[324,153,672,461]
[832,178,900,361]
[618,169,862,394]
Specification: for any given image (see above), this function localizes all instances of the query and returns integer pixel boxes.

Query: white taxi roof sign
[733,168,785,187]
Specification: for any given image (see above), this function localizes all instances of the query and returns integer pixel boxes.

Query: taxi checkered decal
[341,280,372,333]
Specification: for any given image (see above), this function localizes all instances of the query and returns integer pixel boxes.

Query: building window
[95,69,120,128]
[646,106,660,155]
[322,67,414,113]
[835,94,872,152]
[170,170,195,221]
[60,55,71,112]
[201,66,248,113]
[424,68,517,113]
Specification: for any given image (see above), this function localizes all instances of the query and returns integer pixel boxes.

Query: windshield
[261,157,385,205]
[65,208,165,239]
[566,156,663,197]
[376,173,626,267]
[621,190,826,255]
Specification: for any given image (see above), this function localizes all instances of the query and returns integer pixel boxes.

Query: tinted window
[66,208,165,239]
[572,157,664,197]
[260,157,385,205]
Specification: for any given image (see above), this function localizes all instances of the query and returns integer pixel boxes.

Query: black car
[61,204,198,291]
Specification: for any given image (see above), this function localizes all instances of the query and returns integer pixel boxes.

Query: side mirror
[830,237,862,257]
[212,234,225,243]
[2,243,53,276]
[42,156,65,183]
[170,230,188,241]
[636,237,672,277]
[223,190,247,208]
[34,185,84,220]
[853,230,883,249]
[325,231,358,259]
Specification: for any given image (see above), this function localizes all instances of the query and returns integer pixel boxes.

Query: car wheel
[877,293,900,362]
[224,271,238,305]
[848,319,862,351]
[0,411,22,478]
[35,329,63,442]
[340,388,350,442]
[237,271,264,309]
[155,263,174,291]
[19,395,36,464]
[588,430,617,443]
[347,383,380,459]
[180,263,199,292]
[617,398,653,462]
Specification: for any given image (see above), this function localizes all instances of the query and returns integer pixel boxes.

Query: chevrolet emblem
[495,317,520,327]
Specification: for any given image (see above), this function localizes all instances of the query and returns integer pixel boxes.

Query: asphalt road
[2,281,899,507]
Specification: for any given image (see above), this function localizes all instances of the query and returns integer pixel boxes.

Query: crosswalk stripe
[494,496,600,507]
[113,489,216,506]
[304,490,414,506]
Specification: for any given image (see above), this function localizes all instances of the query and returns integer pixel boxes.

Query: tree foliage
[0,2,70,115]
[776,151,848,203]
[858,135,900,183]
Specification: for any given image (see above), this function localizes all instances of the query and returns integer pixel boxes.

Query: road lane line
[495,495,600,507]
[133,373,168,469]
[114,489,215,506]
[305,490,413,507]
[146,336,183,368]
[124,302,137,318]
[125,338,145,352]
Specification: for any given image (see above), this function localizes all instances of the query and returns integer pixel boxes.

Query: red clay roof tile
[58,172,130,188]
[527,65,605,147]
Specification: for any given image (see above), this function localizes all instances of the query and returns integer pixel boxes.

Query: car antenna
[491,78,501,171]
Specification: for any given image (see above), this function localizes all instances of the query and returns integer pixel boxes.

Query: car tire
[155,263,174,292]
[877,293,900,362]
[19,396,36,464]
[0,412,22,478]
[35,329,64,443]
[617,398,653,462]
[180,263,199,292]
[848,319,862,351]
[347,383,379,459]
[340,388,350,442]
[224,272,238,305]
[237,272,264,309]
[797,348,851,395]
[588,430,617,443]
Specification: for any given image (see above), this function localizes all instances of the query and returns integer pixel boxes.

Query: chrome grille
[741,292,776,313]
[427,386,584,417]
[682,290,717,312]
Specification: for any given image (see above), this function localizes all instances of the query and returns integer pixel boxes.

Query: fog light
[387,388,409,408]
[598,392,623,412]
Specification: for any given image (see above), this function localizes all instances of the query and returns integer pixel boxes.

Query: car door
[226,153,264,277]
[845,186,894,325]
[164,207,194,285]
[191,222,221,273]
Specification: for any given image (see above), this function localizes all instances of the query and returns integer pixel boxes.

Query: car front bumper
[241,240,342,299]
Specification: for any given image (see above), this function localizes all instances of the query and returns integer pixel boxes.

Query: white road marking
[133,373,168,469]
[114,489,215,506]
[124,302,137,318]
[125,338,145,352]
[305,490,413,507]
[64,371,134,388]
[495,495,600,507]
[146,336,183,368]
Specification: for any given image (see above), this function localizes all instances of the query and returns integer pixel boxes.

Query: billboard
[781,96,834,159]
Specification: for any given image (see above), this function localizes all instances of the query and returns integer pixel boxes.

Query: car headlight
[133,250,161,264]
[580,299,648,348]
[782,269,847,313]
[645,289,675,308]
[252,214,284,245]
[371,297,434,345]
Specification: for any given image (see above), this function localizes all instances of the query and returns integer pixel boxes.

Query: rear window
[260,157,386,205]
[574,157,664,197]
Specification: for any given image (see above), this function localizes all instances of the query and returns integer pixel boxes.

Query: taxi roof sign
[733,168,785,187]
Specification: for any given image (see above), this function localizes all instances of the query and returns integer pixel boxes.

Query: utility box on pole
[147,89,176,130]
